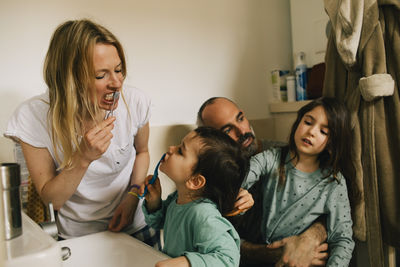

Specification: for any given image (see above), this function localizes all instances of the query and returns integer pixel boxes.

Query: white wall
[0,0,292,161]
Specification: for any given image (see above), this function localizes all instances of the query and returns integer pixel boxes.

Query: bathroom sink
[58,231,169,267]
[5,212,62,267]
[4,211,168,267]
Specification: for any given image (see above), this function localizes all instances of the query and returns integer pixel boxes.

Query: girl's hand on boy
[140,174,162,213]
[225,188,254,217]
[235,188,254,211]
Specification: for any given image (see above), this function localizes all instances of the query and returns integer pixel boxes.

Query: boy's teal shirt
[143,191,240,267]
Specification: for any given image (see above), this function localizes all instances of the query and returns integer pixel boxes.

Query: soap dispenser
[295,52,308,101]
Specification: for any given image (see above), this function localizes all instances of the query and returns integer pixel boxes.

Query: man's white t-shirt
[5,85,151,239]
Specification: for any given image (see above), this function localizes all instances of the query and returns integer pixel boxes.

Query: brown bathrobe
[324,0,399,266]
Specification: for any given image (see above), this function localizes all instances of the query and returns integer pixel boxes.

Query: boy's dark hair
[192,126,250,215]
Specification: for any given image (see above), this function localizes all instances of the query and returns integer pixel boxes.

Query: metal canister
[1,163,22,240]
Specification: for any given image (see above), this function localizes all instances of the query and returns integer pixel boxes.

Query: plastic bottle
[286,75,296,102]
[279,70,289,102]
[295,52,308,101]
[270,70,289,102]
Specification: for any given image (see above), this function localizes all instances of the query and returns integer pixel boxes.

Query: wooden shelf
[269,100,312,113]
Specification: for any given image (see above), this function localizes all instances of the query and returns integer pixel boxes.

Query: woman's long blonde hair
[44,19,127,169]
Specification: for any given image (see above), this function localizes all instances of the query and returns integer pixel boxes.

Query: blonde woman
[5,19,159,247]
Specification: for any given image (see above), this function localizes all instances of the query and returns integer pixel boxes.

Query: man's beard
[238,127,258,157]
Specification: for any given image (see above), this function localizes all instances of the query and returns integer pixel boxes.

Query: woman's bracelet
[128,191,139,199]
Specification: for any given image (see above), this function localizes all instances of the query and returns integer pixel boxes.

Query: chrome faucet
[39,202,58,240]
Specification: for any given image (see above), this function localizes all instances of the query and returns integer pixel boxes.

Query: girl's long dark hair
[192,127,250,216]
[279,97,360,206]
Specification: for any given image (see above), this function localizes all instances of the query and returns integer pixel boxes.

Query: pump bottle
[295,52,308,101]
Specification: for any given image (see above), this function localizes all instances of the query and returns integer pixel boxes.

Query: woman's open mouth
[103,92,120,108]
[103,92,120,120]
[104,92,115,102]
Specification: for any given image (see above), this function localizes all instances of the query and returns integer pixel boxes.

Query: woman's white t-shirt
[5,85,151,239]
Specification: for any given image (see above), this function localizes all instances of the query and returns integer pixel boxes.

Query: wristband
[128,191,139,199]
[128,184,141,191]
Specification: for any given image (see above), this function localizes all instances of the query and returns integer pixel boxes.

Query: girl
[140,126,249,267]
[243,97,355,266]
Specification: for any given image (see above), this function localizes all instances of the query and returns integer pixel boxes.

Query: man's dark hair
[197,97,234,126]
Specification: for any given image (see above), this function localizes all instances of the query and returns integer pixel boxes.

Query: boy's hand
[140,174,162,213]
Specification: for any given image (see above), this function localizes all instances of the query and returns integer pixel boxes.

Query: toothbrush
[139,153,166,199]
[105,91,120,119]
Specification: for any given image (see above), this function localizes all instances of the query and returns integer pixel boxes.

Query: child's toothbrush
[139,153,166,199]
[105,91,120,119]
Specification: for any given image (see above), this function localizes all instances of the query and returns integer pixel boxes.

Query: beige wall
[0,0,292,162]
